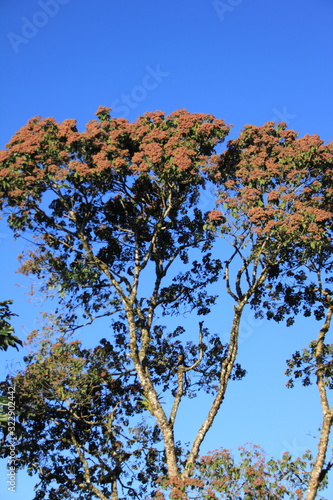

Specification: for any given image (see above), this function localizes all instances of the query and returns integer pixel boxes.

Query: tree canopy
[0,108,332,499]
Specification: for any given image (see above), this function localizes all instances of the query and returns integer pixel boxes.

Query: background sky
[0,0,333,498]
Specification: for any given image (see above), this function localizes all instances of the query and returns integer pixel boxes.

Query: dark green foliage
[0,300,22,351]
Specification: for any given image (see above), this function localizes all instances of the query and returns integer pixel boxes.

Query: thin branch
[169,323,205,426]
[184,322,204,373]
[224,252,238,301]
[169,361,185,427]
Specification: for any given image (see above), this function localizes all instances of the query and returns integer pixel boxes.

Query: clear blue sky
[0,1,333,498]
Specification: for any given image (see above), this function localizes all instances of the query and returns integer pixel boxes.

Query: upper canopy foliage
[0,108,230,324]
[211,121,333,245]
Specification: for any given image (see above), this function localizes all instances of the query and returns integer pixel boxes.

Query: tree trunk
[306,307,333,500]
[305,409,333,500]
[126,311,180,479]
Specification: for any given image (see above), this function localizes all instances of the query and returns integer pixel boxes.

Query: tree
[210,121,333,500]
[0,108,235,497]
[281,255,333,500]
[1,334,164,499]
[0,109,332,498]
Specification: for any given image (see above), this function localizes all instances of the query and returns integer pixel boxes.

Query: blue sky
[0,0,333,498]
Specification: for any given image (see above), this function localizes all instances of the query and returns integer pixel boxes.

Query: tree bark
[126,310,180,479]
[305,409,333,500]
[305,306,333,500]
